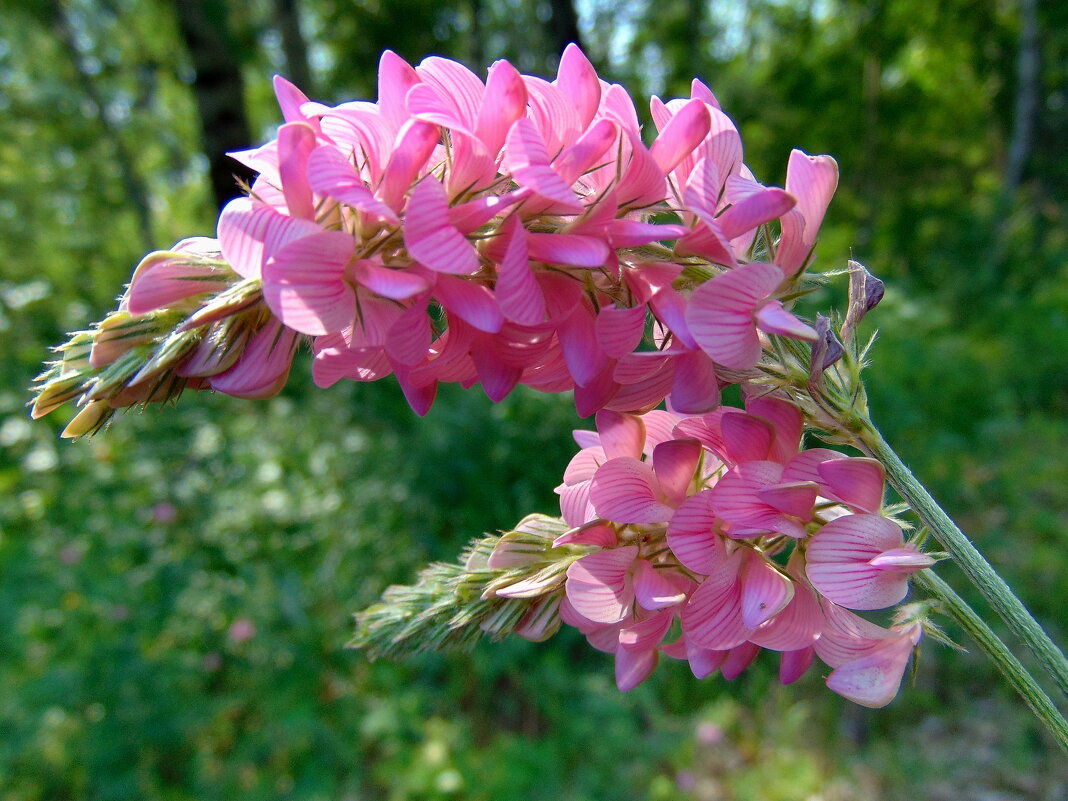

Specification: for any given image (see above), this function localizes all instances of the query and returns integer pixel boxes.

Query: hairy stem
[914,570,1068,751]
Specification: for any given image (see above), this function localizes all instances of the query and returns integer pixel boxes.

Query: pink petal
[619,610,675,651]
[573,363,620,418]
[687,263,786,369]
[739,553,794,629]
[553,117,618,186]
[553,521,617,548]
[217,197,321,280]
[595,305,647,359]
[273,75,313,124]
[306,146,399,223]
[527,233,609,268]
[720,410,775,463]
[650,98,710,174]
[384,302,432,365]
[807,557,911,612]
[392,364,438,416]
[753,300,817,341]
[826,629,917,708]
[632,560,687,611]
[778,150,839,275]
[557,480,596,527]
[615,646,659,692]
[377,50,421,132]
[779,647,816,685]
[756,481,818,520]
[555,43,601,128]
[377,119,440,214]
[615,132,667,209]
[595,410,646,461]
[680,550,748,651]
[415,56,484,130]
[714,186,796,241]
[276,122,318,220]
[869,547,936,571]
[814,602,898,668]
[261,231,356,335]
[434,275,503,333]
[590,457,675,523]
[720,641,760,679]
[557,305,609,387]
[749,577,823,652]
[514,595,562,642]
[495,220,546,326]
[209,319,298,399]
[651,438,702,505]
[504,118,582,211]
[641,410,683,453]
[667,350,720,414]
[475,59,527,155]
[666,490,721,574]
[471,338,522,401]
[817,458,885,514]
[745,395,804,464]
[353,259,431,300]
[690,78,720,108]
[687,640,728,679]
[404,179,480,274]
[126,251,232,315]
[565,546,638,624]
[523,76,583,158]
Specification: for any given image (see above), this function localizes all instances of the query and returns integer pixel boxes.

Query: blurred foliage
[1,0,1067,798]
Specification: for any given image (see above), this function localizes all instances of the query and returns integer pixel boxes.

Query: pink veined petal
[557,304,609,387]
[826,628,918,708]
[562,444,606,485]
[808,513,904,559]
[311,334,391,387]
[683,157,725,220]
[447,130,498,196]
[739,552,794,630]
[715,186,796,242]
[869,547,936,571]
[404,178,480,275]
[126,252,232,316]
[306,146,399,223]
[710,461,801,538]
[651,438,702,506]
[277,121,318,220]
[377,50,420,133]
[632,560,688,611]
[602,363,675,415]
[434,274,503,333]
[673,412,728,460]
[600,81,641,134]
[318,105,392,185]
[405,80,474,133]
[615,131,668,208]
[572,428,600,449]
[690,78,720,108]
[449,192,522,234]
[701,106,744,182]
[384,301,432,365]
[352,292,406,349]
[754,300,817,341]
[607,220,688,248]
[392,363,438,416]
[779,646,816,685]
[513,594,562,642]
[818,457,886,514]
[681,551,748,651]
[615,645,659,692]
[353,259,431,300]
[613,352,669,385]
[415,56,485,130]
[666,490,721,574]
[377,119,440,214]
[565,546,639,624]
[780,447,848,488]
[504,118,583,211]
[553,117,618,186]
[745,395,804,464]
[757,481,818,520]
[720,641,760,680]
[557,480,596,527]
[619,609,675,650]
[471,337,523,401]
[495,219,546,326]
[209,319,298,399]
[527,233,611,268]
[649,283,698,350]
[273,75,314,125]
[590,457,676,524]
[649,98,711,174]
[595,410,646,461]
[749,574,823,652]
[640,410,683,453]
[261,231,356,336]
[595,305,647,359]
[477,59,528,155]
[523,75,583,157]
[555,43,602,129]
[687,263,787,369]
[553,521,617,548]
[667,350,721,414]
[217,197,321,280]
[778,149,839,275]
[687,639,729,679]
[814,601,897,668]
[720,409,776,464]
[806,557,910,611]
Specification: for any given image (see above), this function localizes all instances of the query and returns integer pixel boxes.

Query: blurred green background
[1,0,1067,798]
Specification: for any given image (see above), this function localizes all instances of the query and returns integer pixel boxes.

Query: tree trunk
[274,0,314,94]
[171,0,254,210]
[546,0,583,58]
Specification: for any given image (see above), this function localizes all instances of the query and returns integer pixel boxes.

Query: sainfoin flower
[34,44,836,431]
[532,397,934,706]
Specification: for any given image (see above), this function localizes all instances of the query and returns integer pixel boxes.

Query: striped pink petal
[555,43,601,128]
[666,490,720,574]
[377,50,420,132]
[495,220,546,326]
[779,646,816,685]
[414,56,484,130]
[505,117,582,211]
[619,609,675,651]
[126,250,232,315]
[306,146,399,223]
[686,640,729,679]
[757,481,818,519]
[404,178,480,274]
[209,318,298,399]
[476,59,527,155]
[595,305,647,359]
[753,300,817,341]
[523,75,582,157]
[681,550,747,651]
[527,233,609,268]
[434,275,503,333]
[826,626,919,708]
[353,259,431,300]
[651,438,702,505]
[553,117,618,185]
[595,410,646,461]
[384,301,432,365]
[633,560,687,611]
[720,641,760,679]
[749,576,823,652]
[668,350,720,414]
[650,98,710,174]
[778,150,839,276]
[553,521,617,548]
[818,457,885,514]
[565,546,638,624]
[745,395,804,464]
[377,119,440,214]
[558,305,609,387]
[714,186,795,241]
[720,410,775,463]
[277,121,317,220]
[217,197,321,280]
[471,338,522,401]
[615,646,659,692]
[590,457,675,523]
[261,231,356,335]
[687,263,785,369]
[806,514,914,610]
[739,552,794,629]
[814,601,898,668]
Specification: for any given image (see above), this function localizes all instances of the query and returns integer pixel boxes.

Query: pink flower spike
[590,457,676,524]
[261,231,356,336]
[650,98,711,174]
[555,43,602,128]
[753,300,817,341]
[595,409,646,460]
[633,560,688,610]
[686,262,785,370]
[565,546,639,624]
[806,514,928,610]
[404,178,480,275]
[826,625,921,708]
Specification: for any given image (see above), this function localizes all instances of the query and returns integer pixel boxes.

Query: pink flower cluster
[552,396,932,707]
[124,45,837,415]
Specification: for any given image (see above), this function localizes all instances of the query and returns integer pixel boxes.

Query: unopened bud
[808,314,844,387]
[842,260,884,343]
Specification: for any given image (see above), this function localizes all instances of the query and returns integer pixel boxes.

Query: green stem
[857,422,1068,698]
[914,570,1068,751]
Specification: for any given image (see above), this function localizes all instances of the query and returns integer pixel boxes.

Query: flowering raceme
[33,44,835,433]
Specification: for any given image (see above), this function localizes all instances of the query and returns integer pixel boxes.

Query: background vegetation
[1,0,1066,798]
